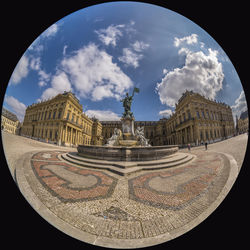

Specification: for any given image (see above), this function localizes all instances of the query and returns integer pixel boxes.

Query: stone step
[140,154,194,170]
[65,152,188,169]
[60,152,195,176]
[60,153,140,176]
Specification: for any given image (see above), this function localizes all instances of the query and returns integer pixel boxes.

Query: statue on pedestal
[120,87,139,118]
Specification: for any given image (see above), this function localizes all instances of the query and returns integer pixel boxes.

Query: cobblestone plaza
[1,131,248,248]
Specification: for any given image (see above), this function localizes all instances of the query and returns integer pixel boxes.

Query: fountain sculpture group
[62,88,194,175]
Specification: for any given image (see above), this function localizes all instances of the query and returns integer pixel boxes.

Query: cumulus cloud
[40,43,133,101]
[163,68,168,75]
[38,81,47,87]
[131,41,149,52]
[63,45,68,56]
[231,90,248,119]
[118,48,143,68]
[29,23,59,53]
[59,43,133,101]
[159,109,173,118]
[29,56,51,87]
[30,57,41,71]
[85,110,121,121]
[41,23,59,38]
[10,55,29,85]
[4,96,27,121]
[118,40,149,68]
[174,33,198,47]
[41,71,71,100]
[156,47,224,107]
[95,24,125,46]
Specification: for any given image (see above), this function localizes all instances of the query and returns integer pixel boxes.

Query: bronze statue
[121,87,139,118]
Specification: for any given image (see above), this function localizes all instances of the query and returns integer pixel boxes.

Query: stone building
[20,90,235,147]
[1,107,20,134]
[157,90,235,146]
[237,110,248,134]
[101,91,235,146]
[21,91,99,146]
[91,118,103,145]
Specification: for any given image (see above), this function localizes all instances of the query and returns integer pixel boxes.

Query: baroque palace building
[1,107,20,134]
[237,110,249,134]
[101,90,235,146]
[154,90,235,146]
[21,91,102,146]
[21,90,235,147]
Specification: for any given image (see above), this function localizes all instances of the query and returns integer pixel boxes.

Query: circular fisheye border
[1,1,249,249]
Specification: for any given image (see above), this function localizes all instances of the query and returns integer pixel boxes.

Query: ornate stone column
[70,127,73,145]
[190,125,193,143]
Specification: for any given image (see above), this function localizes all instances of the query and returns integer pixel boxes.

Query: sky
[3,2,247,122]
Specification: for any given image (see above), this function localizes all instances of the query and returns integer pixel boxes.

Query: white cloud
[231,90,248,119]
[118,48,143,68]
[131,41,149,52]
[85,110,120,121]
[38,69,50,82]
[178,47,190,55]
[159,109,173,118]
[29,56,51,86]
[58,43,133,101]
[91,85,114,101]
[9,23,59,86]
[95,24,125,46]
[38,81,47,87]
[63,45,68,56]
[30,57,41,70]
[156,48,224,107]
[163,68,168,75]
[4,96,26,121]
[28,23,59,53]
[41,23,59,38]
[10,55,29,85]
[174,34,198,47]
[41,71,71,100]
[28,39,44,53]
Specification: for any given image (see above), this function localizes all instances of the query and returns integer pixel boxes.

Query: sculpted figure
[135,126,151,147]
[120,87,139,118]
[105,128,122,146]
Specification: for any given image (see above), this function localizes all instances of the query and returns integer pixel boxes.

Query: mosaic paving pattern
[128,153,224,210]
[25,150,231,241]
[31,151,118,202]
[32,151,62,161]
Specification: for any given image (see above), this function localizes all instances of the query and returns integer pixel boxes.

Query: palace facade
[1,107,20,134]
[155,90,235,146]
[21,90,235,147]
[21,92,102,146]
[101,90,235,146]
[237,110,248,134]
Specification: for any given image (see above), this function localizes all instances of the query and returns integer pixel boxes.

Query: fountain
[62,88,194,175]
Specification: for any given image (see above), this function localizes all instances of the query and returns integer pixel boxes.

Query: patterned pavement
[31,151,117,202]
[17,148,237,248]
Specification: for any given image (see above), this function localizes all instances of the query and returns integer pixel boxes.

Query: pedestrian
[205,141,208,150]
[187,143,191,151]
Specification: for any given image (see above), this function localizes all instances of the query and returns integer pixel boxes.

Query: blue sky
[3,2,247,122]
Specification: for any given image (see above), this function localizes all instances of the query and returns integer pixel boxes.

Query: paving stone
[1,131,247,248]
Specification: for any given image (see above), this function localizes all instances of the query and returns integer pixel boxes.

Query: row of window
[1,117,18,126]
[22,127,91,145]
[26,109,62,122]
[196,110,232,121]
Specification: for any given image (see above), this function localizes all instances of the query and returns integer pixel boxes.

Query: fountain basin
[77,145,179,161]
[118,140,138,147]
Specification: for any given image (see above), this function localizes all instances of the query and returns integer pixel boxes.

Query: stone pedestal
[121,117,135,137]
